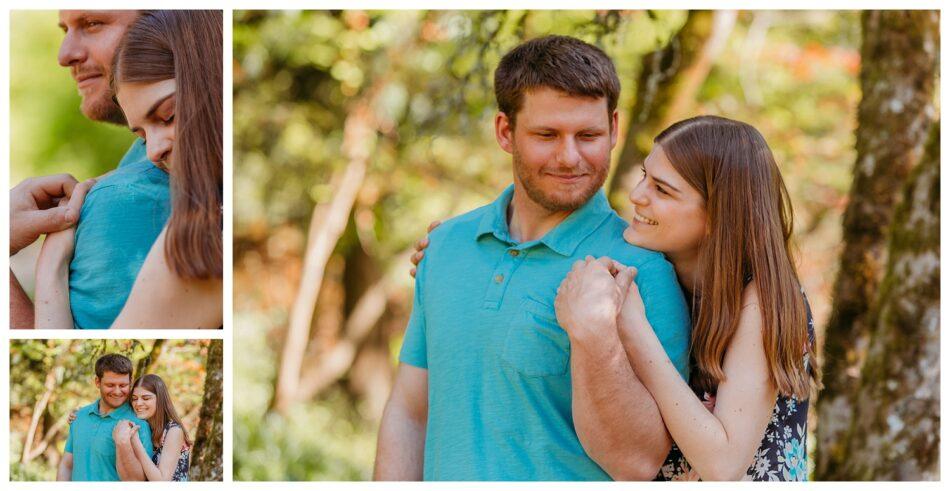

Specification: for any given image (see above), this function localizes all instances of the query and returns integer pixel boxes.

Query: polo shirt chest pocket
[91,424,117,460]
[500,296,571,377]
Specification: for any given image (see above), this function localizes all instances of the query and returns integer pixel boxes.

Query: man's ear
[609,109,619,149]
[94,377,101,389]
[495,112,514,155]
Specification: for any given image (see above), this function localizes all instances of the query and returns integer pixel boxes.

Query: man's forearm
[116,441,145,481]
[570,328,671,480]
[373,404,426,480]
[56,461,72,481]
[10,269,34,329]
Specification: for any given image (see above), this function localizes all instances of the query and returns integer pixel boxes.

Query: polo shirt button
[494,274,504,283]
[509,249,519,257]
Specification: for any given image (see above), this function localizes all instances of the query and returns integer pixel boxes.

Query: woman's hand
[555,256,623,342]
[409,220,441,278]
[615,264,649,330]
[67,408,79,425]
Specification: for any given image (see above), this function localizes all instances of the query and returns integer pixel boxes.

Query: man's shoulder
[79,164,170,223]
[583,213,670,267]
[426,201,494,245]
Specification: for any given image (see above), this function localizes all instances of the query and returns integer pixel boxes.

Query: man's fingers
[27,174,79,207]
[25,207,71,235]
[64,179,95,224]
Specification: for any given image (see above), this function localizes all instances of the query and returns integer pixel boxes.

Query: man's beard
[81,92,126,125]
[100,393,127,409]
[512,148,607,213]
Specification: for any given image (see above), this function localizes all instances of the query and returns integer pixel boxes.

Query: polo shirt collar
[87,399,132,419]
[476,184,614,256]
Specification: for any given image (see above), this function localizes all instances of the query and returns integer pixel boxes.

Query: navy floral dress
[151,422,191,481]
[655,298,815,481]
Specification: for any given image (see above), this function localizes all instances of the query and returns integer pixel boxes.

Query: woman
[34,10,222,328]
[71,374,191,481]
[126,374,192,481]
[412,116,819,481]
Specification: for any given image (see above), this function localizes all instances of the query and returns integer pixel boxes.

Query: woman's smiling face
[623,144,707,261]
[116,78,176,169]
[131,386,158,419]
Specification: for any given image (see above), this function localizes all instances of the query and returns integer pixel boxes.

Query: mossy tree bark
[190,340,224,481]
[815,10,938,479]
[608,10,735,208]
[831,123,940,480]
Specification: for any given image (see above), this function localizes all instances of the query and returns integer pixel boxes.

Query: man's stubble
[511,145,609,213]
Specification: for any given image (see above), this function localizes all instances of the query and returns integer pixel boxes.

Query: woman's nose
[147,135,173,166]
[629,176,649,206]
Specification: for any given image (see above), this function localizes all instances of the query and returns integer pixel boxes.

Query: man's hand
[9,174,88,255]
[555,256,623,342]
[113,420,134,443]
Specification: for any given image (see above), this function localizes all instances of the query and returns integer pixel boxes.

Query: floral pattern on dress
[654,297,814,482]
[150,422,191,481]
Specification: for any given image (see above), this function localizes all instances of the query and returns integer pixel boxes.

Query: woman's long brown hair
[133,374,192,449]
[113,10,223,280]
[655,115,820,400]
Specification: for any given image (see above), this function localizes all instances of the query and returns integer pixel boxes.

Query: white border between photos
[1,0,947,490]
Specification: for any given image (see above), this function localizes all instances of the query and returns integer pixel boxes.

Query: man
[374,36,691,481]
[58,353,153,481]
[9,174,93,328]
[9,10,170,328]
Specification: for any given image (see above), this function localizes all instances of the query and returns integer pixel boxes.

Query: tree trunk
[136,339,165,377]
[270,102,375,414]
[815,10,939,478]
[189,340,223,481]
[21,369,56,464]
[608,10,736,207]
[833,123,940,480]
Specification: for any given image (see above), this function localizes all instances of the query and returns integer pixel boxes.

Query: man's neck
[507,186,574,243]
[97,399,120,417]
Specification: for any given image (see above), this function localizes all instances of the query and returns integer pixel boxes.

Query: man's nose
[555,137,582,168]
[58,30,85,68]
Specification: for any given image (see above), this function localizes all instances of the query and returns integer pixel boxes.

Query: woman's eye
[163,115,175,125]
[655,185,669,196]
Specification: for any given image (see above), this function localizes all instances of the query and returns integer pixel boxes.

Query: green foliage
[10,339,211,481]
[234,310,377,480]
[10,11,133,184]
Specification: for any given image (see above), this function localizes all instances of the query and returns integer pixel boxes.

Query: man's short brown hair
[494,35,621,128]
[95,353,133,380]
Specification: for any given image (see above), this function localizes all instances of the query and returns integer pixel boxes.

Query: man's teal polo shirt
[64,399,153,481]
[400,185,691,481]
[70,139,170,328]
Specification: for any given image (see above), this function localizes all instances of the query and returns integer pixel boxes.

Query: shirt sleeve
[398,251,428,369]
[64,423,74,453]
[137,421,154,458]
[635,256,692,380]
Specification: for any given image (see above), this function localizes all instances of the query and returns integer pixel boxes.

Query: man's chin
[80,96,126,125]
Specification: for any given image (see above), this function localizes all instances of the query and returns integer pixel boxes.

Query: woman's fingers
[427,220,442,233]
